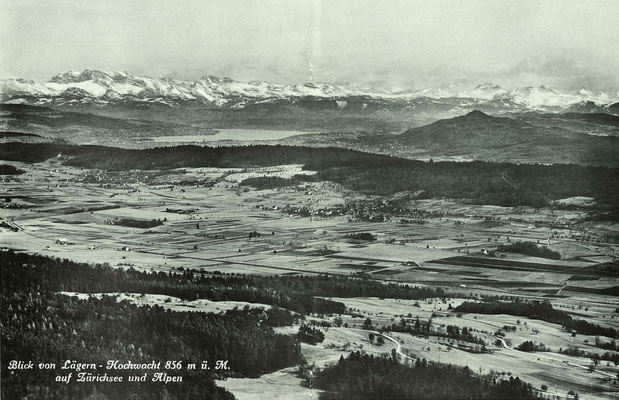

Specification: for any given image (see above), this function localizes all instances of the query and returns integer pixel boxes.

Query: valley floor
[1,159,618,399]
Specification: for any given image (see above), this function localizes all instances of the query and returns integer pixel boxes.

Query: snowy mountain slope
[2,69,618,112]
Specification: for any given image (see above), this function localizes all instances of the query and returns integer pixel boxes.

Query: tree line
[313,351,538,399]
[1,250,446,315]
[455,300,617,338]
[1,255,304,399]
[2,141,617,208]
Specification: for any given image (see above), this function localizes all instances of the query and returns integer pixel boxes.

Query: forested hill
[314,351,539,400]
[397,110,535,148]
[1,252,304,400]
[0,142,383,169]
[2,141,618,208]
[378,110,619,167]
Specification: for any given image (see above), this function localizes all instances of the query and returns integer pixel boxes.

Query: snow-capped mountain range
[2,69,618,112]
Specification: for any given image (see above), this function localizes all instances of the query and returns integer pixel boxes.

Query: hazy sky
[1,0,618,90]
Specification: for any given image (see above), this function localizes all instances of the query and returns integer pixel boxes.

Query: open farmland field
[2,156,618,399]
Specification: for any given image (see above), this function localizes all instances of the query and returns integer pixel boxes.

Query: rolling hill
[2,102,618,167]
[372,110,619,166]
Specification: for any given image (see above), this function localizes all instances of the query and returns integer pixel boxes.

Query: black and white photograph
[1,1,618,399]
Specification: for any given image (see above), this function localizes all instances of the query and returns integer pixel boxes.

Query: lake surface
[152,129,314,143]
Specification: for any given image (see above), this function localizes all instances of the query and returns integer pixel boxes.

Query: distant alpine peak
[50,69,81,83]
[50,69,129,84]
[474,82,502,90]
[1,69,618,111]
